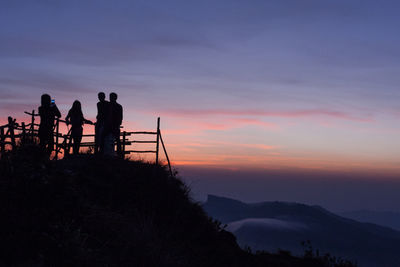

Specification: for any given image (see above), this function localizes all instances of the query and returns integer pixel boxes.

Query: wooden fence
[0,113,172,176]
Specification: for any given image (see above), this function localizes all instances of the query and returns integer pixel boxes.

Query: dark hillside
[0,145,354,267]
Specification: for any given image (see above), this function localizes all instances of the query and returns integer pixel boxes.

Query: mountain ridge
[340,210,400,231]
[203,194,400,267]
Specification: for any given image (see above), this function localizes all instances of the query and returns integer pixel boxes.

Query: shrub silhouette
[0,145,356,266]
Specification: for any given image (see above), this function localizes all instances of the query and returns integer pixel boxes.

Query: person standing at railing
[38,94,61,155]
[65,100,93,155]
[95,92,109,154]
[104,92,123,157]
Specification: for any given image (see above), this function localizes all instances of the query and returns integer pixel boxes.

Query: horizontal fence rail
[0,114,173,176]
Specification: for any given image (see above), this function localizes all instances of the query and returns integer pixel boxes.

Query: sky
[1,0,400,211]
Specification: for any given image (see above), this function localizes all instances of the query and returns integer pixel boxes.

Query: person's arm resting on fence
[84,118,93,125]
[53,105,61,119]
[65,111,71,125]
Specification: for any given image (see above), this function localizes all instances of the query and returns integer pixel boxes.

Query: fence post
[22,122,26,143]
[31,109,35,141]
[0,128,4,155]
[63,135,70,157]
[55,118,59,160]
[122,131,126,159]
[159,131,173,177]
[9,118,16,150]
[155,117,160,165]
[67,134,73,155]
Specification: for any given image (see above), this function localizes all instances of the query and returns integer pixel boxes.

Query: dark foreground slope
[0,145,354,267]
[204,195,400,267]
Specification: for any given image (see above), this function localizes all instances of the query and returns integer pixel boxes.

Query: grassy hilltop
[0,145,355,267]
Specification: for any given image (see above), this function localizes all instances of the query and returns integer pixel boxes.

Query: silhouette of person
[7,116,18,129]
[95,92,109,154]
[105,92,123,156]
[65,100,93,155]
[38,94,61,155]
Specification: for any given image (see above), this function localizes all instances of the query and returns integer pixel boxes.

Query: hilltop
[0,145,355,267]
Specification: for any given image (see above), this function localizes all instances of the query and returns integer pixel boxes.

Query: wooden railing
[0,114,172,176]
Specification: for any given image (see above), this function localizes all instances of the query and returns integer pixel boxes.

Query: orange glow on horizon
[2,114,400,179]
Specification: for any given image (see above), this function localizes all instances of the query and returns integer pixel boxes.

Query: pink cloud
[171,118,278,132]
[168,141,277,151]
[392,109,400,118]
[160,108,373,122]
[161,128,198,135]
[230,118,278,129]
[160,117,278,135]
[201,122,228,130]
[241,144,276,150]
[195,119,276,131]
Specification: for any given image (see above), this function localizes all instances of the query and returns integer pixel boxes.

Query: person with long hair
[65,100,93,155]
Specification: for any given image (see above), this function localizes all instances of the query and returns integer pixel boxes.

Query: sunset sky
[1,1,399,211]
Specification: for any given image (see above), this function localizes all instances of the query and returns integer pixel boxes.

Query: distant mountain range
[203,195,400,267]
[340,210,400,231]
